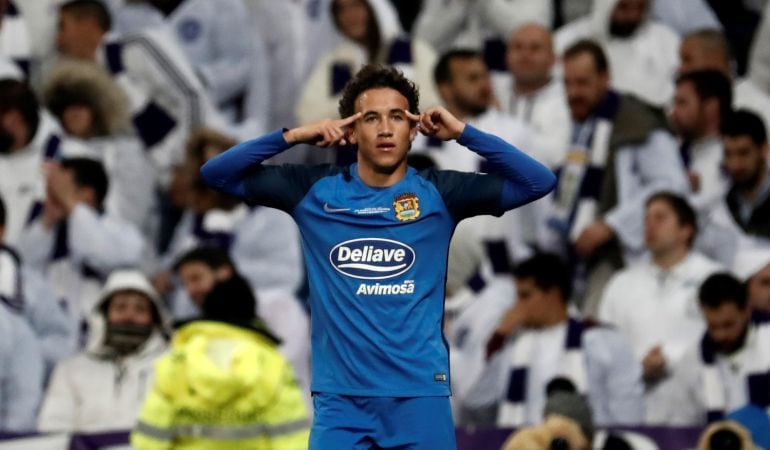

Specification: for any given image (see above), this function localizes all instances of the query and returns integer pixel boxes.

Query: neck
[514,77,550,97]
[356,162,408,187]
[652,246,689,270]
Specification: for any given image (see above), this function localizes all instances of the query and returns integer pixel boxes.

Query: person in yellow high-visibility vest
[131,275,310,450]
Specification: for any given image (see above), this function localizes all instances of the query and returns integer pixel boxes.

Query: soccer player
[201,64,556,449]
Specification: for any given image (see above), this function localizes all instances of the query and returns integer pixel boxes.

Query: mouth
[376,143,396,151]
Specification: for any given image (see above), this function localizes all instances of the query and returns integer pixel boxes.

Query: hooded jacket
[554,0,680,106]
[37,270,171,433]
[131,321,310,450]
[296,0,439,125]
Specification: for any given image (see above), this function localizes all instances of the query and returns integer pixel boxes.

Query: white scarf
[497,319,589,426]
[700,314,770,422]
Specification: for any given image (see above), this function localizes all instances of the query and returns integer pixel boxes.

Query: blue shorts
[309,393,456,450]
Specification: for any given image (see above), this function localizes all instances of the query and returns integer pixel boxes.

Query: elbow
[532,169,557,199]
[199,159,219,189]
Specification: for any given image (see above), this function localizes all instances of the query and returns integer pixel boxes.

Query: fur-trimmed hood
[43,59,131,136]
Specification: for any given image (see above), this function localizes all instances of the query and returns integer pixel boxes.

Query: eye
[364,115,377,123]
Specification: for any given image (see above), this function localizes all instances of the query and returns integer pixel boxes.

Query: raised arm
[200,113,362,198]
[407,107,556,210]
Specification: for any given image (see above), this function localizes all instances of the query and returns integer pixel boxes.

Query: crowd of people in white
[0,0,769,444]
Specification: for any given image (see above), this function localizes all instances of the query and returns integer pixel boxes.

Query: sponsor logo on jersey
[356,280,415,295]
[393,192,420,221]
[330,238,415,279]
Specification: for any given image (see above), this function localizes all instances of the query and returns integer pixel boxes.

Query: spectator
[56,0,225,186]
[160,128,304,312]
[465,254,644,428]
[0,193,76,374]
[413,49,533,279]
[414,49,530,173]
[296,0,439,137]
[538,40,687,315]
[37,270,170,432]
[598,192,722,423]
[173,246,311,406]
[703,0,763,77]
[497,23,571,170]
[719,110,770,240]
[670,70,733,211]
[555,0,680,106]
[15,158,145,330]
[678,29,770,134]
[0,78,85,245]
[661,273,770,426]
[43,59,158,236]
[131,276,310,449]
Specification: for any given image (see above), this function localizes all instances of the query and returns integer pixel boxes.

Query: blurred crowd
[1,0,770,448]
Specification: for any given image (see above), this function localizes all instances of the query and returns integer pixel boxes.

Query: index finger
[404,110,421,122]
[337,112,362,126]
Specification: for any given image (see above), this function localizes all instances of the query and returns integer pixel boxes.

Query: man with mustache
[536,39,687,317]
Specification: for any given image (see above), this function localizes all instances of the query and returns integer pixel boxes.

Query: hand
[45,163,79,214]
[574,220,614,259]
[283,113,362,147]
[405,107,465,141]
[687,170,700,193]
[642,346,667,383]
[485,302,527,360]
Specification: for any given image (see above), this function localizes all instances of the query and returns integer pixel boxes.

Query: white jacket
[37,331,168,433]
[0,1,31,79]
[493,77,571,170]
[555,0,680,106]
[16,204,146,322]
[297,0,440,124]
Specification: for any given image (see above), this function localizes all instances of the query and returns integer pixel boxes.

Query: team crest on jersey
[393,193,420,221]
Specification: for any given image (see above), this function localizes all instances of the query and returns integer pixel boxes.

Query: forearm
[200,129,292,197]
[458,125,556,209]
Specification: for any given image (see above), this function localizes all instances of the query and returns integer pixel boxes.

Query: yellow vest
[131,321,309,450]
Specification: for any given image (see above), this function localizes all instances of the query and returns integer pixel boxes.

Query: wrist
[282,129,296,145]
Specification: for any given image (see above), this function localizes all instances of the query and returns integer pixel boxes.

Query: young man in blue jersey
[201,64,556,450]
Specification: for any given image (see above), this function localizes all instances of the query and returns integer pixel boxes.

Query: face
[515,277,560,327]
[564,52,609,122]
[177,261,231,307]
[107,292,154,327]
[57,12,93,59]
[702,302,750,354]
[334,0,370,42]
[722,135,767,190]
[748,263,770,313]
[348,87,416,175]
[62,105,95,138]
[443,57,492,116]
[506,24,555,86]
[644,199,692,255]
[609,0,647,37]
[678,37,729,75]
[671,81,705,140]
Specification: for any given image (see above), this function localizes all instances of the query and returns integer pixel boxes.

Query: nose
[378,120,393,136]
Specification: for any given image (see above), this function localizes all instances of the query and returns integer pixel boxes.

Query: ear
[409,119,418,141]
[346,126,357,145]
[216,265,234,281]
[437,83,453,104]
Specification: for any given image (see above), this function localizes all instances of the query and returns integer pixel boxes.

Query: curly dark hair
[338,64,420,118]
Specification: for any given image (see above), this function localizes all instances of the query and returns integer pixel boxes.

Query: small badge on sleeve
[434,373,447,382]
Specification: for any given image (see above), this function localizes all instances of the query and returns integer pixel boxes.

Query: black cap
[202,275,281,344]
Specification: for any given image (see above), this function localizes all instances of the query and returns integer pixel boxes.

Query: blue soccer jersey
[201,125,556,397]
